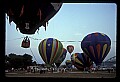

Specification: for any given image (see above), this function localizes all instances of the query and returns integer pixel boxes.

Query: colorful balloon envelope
[65,60,72,68]
[6,1,63,34]
[81,32,111,66]
[55,48,67,68]
[38,38,63,67]
[71,53,93,70]
[67,45,74,55]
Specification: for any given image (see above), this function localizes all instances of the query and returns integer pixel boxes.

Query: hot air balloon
[67,45,74,55]
[81,32,111,66]
[6,1,63,34]
[38,38,63,67]
[21,36,30,48]
[55,48,67,68]
[71,53,93,71]
[65,60,72,69]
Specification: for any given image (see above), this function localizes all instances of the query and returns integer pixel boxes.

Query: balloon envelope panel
[81,32,111,66]
[55,48,67,67]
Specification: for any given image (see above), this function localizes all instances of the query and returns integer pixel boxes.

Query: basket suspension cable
[6,36,116,43]
[6,36,24,41]
[29,47,39,64]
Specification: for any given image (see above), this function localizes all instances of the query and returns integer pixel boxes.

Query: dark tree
[5,53,34,70]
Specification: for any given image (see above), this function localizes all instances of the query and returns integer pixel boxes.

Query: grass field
[5,71,116,78]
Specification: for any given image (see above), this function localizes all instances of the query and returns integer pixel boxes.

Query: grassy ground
[5,70,116,78]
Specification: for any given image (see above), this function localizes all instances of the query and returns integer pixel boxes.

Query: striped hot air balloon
[71,53,93,71]
[6,1,63,34]
[65,60,72,69]
[81,32,111,66]
[38,38,63,67]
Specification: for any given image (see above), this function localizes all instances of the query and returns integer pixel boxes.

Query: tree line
[5,53,37,70]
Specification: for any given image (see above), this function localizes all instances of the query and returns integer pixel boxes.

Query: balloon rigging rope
[6,37,25,41]
[29,47,39,64]
[6,36,116,42]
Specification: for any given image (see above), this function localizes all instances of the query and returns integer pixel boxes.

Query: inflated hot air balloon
[38,38,63,67]
[81,32,111,66]
[71,53,93,71]
[67,45,74,55]
[6,1,63,34]
[21,36,30,48]
[65,60,72,68]
[55,48,67,68]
